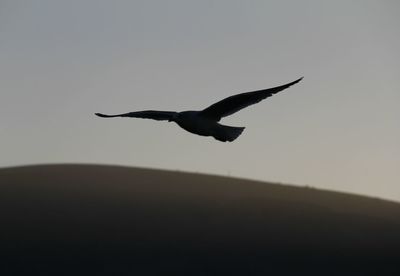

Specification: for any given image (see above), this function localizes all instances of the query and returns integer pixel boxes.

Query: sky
[1,0,399,201]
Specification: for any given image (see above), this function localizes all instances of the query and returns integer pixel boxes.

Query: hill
[1,164,399,275]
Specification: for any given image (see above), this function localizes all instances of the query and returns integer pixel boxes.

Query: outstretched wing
[200,77,303,121]
[95,110,177,121]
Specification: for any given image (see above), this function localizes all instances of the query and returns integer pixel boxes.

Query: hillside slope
[1,164,399,275]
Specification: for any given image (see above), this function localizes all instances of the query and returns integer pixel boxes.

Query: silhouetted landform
[1,164,400,275]
[95,77,302,142]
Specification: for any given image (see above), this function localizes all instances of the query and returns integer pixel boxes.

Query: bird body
[96,77,303,142]
[174,111,245,142]
[175,111,216,136]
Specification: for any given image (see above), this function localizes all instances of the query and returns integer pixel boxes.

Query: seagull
[95,77,303,142]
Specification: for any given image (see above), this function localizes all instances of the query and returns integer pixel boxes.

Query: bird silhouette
[95,77,303,142]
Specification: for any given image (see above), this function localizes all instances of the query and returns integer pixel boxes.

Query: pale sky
[1,1,399,201]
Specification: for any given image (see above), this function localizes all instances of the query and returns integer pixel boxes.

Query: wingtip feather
[95,113,110,118]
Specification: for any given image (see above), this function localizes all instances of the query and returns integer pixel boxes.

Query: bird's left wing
[95,110,177,121]
[200,77,303,121]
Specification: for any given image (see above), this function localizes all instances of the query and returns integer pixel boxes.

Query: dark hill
[1,164,400,275]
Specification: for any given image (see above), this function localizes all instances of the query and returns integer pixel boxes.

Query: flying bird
[95,77,303,142]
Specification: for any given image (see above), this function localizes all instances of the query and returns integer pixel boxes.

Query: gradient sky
[1,0,399,201]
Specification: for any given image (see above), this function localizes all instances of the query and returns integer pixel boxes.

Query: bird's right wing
[95,110,177,121]
[200,77,303,121]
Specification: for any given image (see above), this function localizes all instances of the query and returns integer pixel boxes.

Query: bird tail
[213,124,245,142]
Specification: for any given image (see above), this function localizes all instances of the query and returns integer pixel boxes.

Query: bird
[95,77,303,142]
